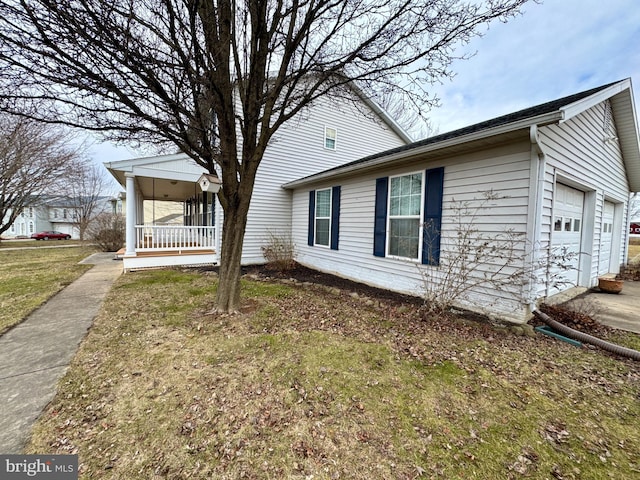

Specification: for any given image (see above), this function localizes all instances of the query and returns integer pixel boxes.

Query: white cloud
[426,0,640,134]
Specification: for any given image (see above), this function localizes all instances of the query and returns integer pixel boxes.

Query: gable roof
[348,83,413,144]
[284,79,640,191]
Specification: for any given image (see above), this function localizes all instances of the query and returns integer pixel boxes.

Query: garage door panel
[551,184,584,289]
[598,201,614,275]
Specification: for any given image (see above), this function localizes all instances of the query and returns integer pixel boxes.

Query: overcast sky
[425,0,640,135]
[90,0,640,165]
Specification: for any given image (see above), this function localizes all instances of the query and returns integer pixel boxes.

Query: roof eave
[610,83,640,192]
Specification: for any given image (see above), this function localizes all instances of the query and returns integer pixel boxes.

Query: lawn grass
[27,269,640,479]
[628,243,640,263]
[0,245,97,333]
[0,239,81,249]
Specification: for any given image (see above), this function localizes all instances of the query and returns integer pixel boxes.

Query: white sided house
[2,196,119,239]
[285,79,640,323]
[105,91,410,271]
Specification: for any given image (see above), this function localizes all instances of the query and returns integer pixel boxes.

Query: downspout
[525,125,546,313]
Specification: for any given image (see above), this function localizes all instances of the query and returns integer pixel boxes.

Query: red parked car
[31,231,71,240]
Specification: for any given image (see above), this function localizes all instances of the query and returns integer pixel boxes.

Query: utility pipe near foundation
[533,309,640,361]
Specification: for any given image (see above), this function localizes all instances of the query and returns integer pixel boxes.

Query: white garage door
[598,201,614,276]
[551,184,584,289]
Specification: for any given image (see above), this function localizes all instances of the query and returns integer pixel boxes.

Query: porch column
[202,192,208,226]
[125,173,136,256]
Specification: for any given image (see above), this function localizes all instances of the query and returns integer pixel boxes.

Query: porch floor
[115,247,215,257]
[116,247,217,271]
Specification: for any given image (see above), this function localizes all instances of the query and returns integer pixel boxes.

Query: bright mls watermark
[0,455,78,479]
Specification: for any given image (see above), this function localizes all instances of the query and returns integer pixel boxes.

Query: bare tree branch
[0,0,532,309]
[59,160,113,241]
[0,115,79,238]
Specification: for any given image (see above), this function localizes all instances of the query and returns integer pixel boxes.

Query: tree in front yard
[0,116,78,240]
[0,0,531,312]
[62,161,114,241]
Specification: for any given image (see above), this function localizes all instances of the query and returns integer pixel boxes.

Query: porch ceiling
[106,160,205,202]
[134,176,202,202]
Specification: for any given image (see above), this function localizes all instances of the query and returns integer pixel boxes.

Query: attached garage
[551,183,584,288]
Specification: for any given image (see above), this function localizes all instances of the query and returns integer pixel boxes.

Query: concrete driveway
[564,281,640,334]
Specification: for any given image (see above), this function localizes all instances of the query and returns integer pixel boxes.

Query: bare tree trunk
[212,134,258,313]
[215,200,250,313]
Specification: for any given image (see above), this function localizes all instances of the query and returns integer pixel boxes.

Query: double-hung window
[374,167,444,265]
[324,127,337,150]
[388,173,423,259]
[308,186,341,250]
[314,188,331,247]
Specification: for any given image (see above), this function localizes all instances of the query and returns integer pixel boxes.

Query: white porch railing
[135,225,216,253]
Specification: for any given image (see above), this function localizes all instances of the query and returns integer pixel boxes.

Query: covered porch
[105,153,222,272]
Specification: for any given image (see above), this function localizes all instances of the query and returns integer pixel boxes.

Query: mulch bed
[243,263,423,306]
[538,303,614,338]
[201,263,621,339]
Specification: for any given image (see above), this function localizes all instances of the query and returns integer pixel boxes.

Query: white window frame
[314,188,332,247]
[324,126,337,150]
[387,171,424,261]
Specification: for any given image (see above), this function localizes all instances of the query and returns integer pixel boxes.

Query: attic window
[324,127,337,150]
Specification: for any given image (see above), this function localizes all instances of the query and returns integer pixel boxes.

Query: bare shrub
[419,191,579,317]
[419,191,527,316]
[563,297,603,319]
[89,213,125,252]
[261,229,295,272]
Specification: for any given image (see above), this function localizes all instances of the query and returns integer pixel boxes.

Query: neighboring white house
[3,195,121,239]
[285,79,640,323]
[105,79,640,323]
[3,204,46,238]
[105,89,411,271]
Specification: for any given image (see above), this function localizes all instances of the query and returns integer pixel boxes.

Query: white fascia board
[283,111,562,189]
[103,152,191,172]
[130,166,203,182]
[560,79,631,123]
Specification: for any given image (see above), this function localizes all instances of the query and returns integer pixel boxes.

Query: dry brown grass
[628,243,640,263]
[27,269,640,479]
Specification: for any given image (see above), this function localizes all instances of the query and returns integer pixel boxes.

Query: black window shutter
[373,177,388,257]
[422,167,445,265]
[330,186,341,250]
[308,190,315,246]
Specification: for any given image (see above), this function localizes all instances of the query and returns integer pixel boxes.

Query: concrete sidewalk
[0,253,122,454]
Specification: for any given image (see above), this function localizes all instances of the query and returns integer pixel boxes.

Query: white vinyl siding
[540,99,629,285]
[291,141,532,323]
[240,92,407,264]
